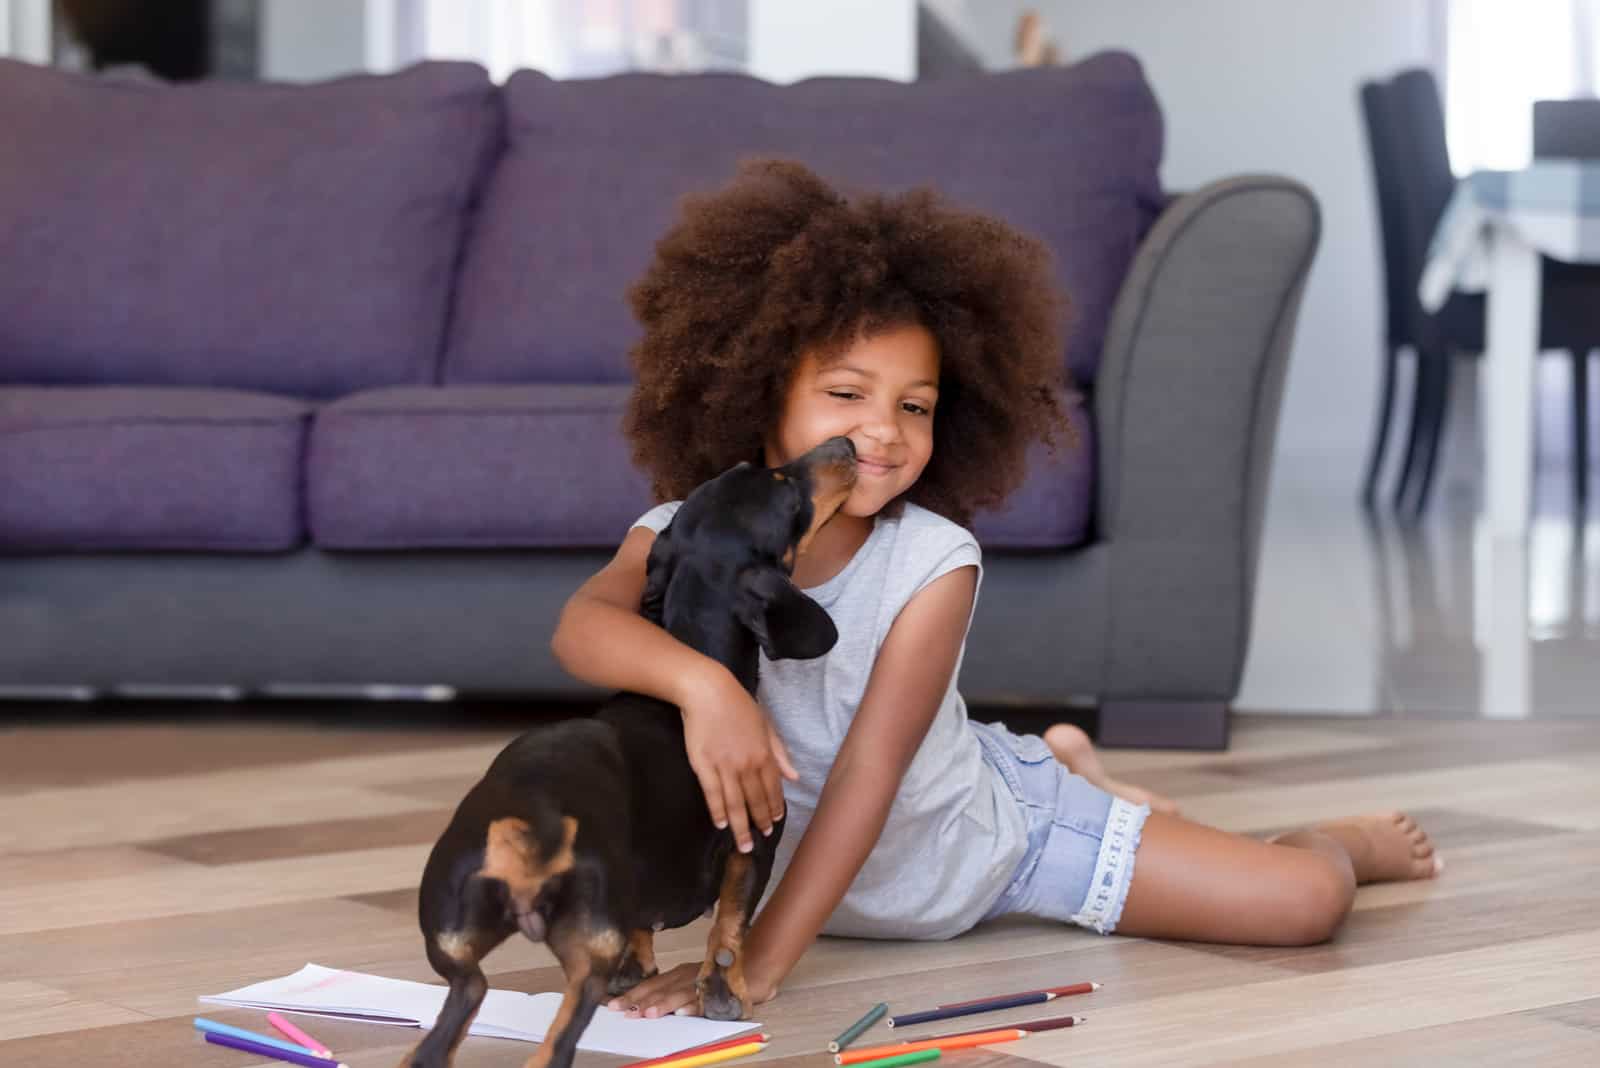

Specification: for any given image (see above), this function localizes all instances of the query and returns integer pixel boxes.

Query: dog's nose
[818,436,855,460]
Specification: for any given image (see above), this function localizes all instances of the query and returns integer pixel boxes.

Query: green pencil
[847,1049,941,1068]
[830,1002,889,1053]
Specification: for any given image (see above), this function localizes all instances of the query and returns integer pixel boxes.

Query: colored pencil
[193,1017,326,1060]
[829,1002,888,1052]
[202,1030,350,1068]
[635,1040,766,1068]
[938,982,1097,1009]
[268,1011,335,1057]
[624,1033,771,1068]
[843,1049,941,1068]
[836,1029,1027,1065]
[894,1014,1085,1044]
[889,984,1100,1023]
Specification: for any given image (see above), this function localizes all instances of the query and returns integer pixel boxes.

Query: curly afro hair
[623,158,1075,528]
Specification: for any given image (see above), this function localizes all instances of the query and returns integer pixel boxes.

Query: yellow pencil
[640,1040,767,1068]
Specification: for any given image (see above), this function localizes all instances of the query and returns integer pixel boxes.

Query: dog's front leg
[608,927,660,997]
[696,851,758,1020]
[522,920,625,1068]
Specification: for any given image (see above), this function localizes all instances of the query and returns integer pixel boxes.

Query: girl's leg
[1115,811,1441,945]
[1043,724,1180,814]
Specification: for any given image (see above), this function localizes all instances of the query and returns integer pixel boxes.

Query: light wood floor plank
[2,715,1596,1066]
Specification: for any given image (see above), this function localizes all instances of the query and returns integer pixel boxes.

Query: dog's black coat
[401,438,854,1068]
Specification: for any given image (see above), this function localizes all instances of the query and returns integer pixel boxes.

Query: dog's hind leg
[522,916,625,1068]
[696,851,759,1020]
[397,924,510,1068]
[607,928,660,997]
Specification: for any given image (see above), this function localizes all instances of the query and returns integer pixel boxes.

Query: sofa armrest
[1092,175,1320,701]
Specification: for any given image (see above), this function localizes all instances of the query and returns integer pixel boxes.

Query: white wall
[748,0,914,83]
[0,0,51,62]
[939,1,1438,473]
[260,0,368,82]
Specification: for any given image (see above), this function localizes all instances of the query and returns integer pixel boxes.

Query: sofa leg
[1097,700,1230,751]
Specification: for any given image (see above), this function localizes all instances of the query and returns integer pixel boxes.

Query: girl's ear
[735,566,838,661]
[639,524,676,624]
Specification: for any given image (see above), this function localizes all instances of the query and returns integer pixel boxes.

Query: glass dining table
[1420,159,1600,539]
[1418,159,1600,718]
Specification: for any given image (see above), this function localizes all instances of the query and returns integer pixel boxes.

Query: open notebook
[200,964,761,1057]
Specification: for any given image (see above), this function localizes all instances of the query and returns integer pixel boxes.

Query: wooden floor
[3,711,1599,1067]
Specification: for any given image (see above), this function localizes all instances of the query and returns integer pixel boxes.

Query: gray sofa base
[0,545,1237,746]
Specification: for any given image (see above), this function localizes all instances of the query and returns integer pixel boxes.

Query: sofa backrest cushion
[0,60,501,398]
[443,51,1164,388]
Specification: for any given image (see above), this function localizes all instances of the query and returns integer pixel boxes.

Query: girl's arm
[613,564,979,1015]
[552,527,797,850]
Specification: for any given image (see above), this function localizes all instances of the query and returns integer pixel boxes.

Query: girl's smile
[763,321,940,519]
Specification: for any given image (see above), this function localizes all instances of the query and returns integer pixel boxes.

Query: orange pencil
[835,1028,1028,1065]
[892,1015,1085,1045]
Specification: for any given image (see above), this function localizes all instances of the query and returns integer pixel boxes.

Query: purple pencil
[204,1030,351,1068]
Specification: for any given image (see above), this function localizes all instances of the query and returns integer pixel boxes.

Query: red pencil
[937,983,1097,1010]
[623,1032,771,1068]
[891,1015,1085,1045]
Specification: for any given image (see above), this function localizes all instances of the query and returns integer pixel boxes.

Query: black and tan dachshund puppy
[400,437,857,1068]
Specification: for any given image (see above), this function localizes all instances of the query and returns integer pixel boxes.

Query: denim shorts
[972,720,1150,934]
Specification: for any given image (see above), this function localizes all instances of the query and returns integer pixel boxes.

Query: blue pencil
[194,1017,331,1060]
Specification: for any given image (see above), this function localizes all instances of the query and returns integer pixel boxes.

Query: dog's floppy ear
[639,523,676,624]
[735,565,838,661]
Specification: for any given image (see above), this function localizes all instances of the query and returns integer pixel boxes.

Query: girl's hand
[675,664,799,854]
[607,962,778,1019]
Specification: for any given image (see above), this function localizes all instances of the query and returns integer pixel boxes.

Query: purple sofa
[0,53,1318,747]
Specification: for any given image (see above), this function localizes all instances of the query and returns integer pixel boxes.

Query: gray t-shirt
[632,498,1027,940]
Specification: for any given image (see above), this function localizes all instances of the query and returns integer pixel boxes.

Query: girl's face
[763,322,940,520]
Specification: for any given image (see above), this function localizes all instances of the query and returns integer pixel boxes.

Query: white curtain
[1446,0,1600,171]
[410,0,747,83]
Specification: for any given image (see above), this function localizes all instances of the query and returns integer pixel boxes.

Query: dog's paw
[607,959,658,999]
[697,970,745,1021]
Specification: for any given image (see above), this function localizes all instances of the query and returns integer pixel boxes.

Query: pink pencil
[268,1012,335,1059]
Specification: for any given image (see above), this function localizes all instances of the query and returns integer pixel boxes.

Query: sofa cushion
[444,52,1164,390]
[0,59,500,398]
[0,387,309,551]
[973,390,1095,550]
[307,385,655,549]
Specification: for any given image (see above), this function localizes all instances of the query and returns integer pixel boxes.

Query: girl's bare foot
[1303,812,1443,884]
[1043,723,1180,815]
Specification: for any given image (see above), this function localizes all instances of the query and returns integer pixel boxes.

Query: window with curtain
[1445,0,1599,172]
[414,0,747,82]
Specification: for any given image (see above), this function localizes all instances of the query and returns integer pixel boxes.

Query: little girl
[551,159,1440,1017]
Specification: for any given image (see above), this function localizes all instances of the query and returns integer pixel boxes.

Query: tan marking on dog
[590,928,625,958]
[435,929,477,963]
[773,472,787,481]
[697,851,754,1014]
[795,483,853,558]
[523,926,622,1068]
[626,928,658,976]
[479,815,578,913]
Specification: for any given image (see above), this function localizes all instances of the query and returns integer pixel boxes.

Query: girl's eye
[827,390,861,401]
[902,402,931,416]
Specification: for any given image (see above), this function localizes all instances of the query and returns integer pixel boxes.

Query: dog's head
[642,437,857,661]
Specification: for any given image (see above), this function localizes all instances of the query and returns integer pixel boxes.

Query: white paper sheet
[200,963,760,1056]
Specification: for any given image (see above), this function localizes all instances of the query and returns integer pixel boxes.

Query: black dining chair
[1534,98,1600,158]
[1359,69,1600,518]
[1534,97,1600,502]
